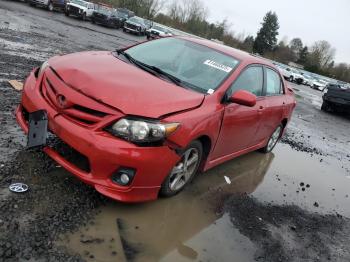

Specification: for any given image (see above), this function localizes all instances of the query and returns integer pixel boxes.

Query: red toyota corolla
[16,37,295,202]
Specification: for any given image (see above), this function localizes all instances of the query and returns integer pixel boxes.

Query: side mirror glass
[229,90,257,107]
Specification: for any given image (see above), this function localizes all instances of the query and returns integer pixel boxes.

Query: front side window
[266,68,283,95]
[229,66,264,96]
[124,38,240,93]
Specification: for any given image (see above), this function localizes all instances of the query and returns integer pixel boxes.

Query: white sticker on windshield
[204,60,233,73]
[207,89,214,94]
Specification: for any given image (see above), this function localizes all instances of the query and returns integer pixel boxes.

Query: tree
[297,46,309,65]
[308,40,336,69]
[290,38,303,61]
[241,35,255,52]
[253,11,279,55]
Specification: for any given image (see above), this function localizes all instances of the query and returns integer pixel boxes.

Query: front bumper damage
[16,69,181,202]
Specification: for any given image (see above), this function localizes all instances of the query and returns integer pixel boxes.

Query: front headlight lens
[38,60,49,77]
[109,118,179,143]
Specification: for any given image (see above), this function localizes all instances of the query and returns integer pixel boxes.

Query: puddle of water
[57,143,350,261]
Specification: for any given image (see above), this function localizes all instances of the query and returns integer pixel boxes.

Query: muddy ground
[1,1,350,262]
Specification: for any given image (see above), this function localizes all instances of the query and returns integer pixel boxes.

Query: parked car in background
[311,78,327,91]
[113,8,134,27]
[301,74,314,86]
[277,66,304,84]
[123,16,151,35]
[117,7,134,18]
[91,5,121,28]
[28,0,65,11]
[146,25,173,40]
[322,84,350,113]
[65,0,94,20]
[16,37,296,202]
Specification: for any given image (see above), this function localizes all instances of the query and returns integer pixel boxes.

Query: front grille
[69,5,81,15]
[126,23,138,30]
[40,72,108,126]
[47,134,91,173]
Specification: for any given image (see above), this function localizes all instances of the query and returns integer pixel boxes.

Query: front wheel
[82,13,86,21]
[289,76,294,82]
[260,125,283,153]
[160,140,203,197]
[321,101,331,112]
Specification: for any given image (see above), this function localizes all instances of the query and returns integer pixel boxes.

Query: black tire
[29,3,35,6]
[289,76,294,82]
[82,13,86,21]
[321,101,331,112]
[65,10,69,16]
[260,125,283,153]
[91,18,95,24]
[160,140,203,197]
[147,35,150,40]
[123,28,126,32]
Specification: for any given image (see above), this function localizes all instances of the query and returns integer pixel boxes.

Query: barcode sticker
[204,60,233,73]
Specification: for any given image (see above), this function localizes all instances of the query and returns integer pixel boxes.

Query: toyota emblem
[9,183,29,193]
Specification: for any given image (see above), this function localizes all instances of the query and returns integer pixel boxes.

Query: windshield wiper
[116,49,189,88]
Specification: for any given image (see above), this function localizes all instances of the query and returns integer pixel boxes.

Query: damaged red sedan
[16,37,296,202]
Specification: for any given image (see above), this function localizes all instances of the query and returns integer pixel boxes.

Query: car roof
[179,36,276,68]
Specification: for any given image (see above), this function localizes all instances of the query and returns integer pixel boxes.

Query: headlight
[38,60,49,77]
[108,118,179,143]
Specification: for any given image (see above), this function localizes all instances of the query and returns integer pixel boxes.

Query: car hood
[126,21,142,27]
[48,51,205,118]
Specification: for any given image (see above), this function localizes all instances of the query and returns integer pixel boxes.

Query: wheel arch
[195,135,212,170]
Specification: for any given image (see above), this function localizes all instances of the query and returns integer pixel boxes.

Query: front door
[212,66,265,160]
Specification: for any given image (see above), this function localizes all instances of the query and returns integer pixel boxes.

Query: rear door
[212,65,266,159]
[256,67,285,142]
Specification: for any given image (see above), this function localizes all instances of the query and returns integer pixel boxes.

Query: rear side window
[229,66,264,96]
[266,68,283,95]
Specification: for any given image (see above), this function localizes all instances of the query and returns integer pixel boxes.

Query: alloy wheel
[169,148,200,191]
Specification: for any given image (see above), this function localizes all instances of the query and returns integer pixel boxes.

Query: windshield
[96,5,112,15]
[124,38,240,93]
[71,0,88,7]
[116,12,128,19]
[128,17,144,24]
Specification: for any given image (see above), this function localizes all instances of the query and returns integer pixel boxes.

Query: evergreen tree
[253,11,279,55]
[298,46,309,65]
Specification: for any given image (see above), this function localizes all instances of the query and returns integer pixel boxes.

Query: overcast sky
[201,0,350,64]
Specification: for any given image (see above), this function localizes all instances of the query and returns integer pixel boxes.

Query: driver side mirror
[229,90,257,107]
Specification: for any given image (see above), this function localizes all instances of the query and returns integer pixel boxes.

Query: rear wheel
[91,18,95,24]
[160,140,203,197]
[289,76,294,82]
[260,125,283,153]
[82,13,87,21]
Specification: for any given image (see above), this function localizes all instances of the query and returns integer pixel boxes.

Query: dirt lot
[1,1,350,262]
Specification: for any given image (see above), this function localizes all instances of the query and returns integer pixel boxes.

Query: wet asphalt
[1,1,350,261]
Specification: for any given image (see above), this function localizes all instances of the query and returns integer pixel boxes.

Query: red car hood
[49,51,204,118]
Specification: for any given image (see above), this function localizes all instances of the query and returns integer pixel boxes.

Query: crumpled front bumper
[16,70,180,202]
